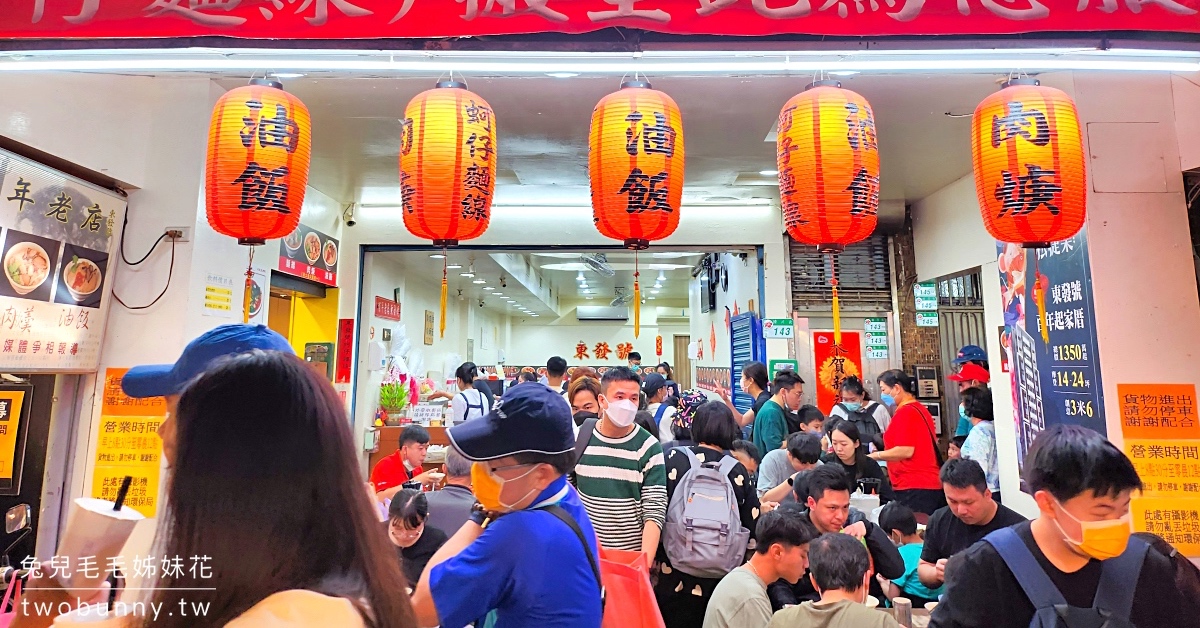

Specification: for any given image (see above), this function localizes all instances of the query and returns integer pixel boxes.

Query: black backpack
[985,527,1148,628]
[835,402,885,451]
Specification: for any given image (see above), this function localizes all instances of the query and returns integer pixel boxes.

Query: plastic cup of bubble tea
[53,603,138,624]
[55,494,144,598]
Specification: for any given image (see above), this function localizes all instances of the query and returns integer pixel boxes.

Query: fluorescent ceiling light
[2,47,1197,74]
[493,292,505,296]
[531,314,540,317]
[473,279,486,284]
[547,72,579,78]
[430,254,445,259]
[460,272,475,278]
[651,289,661,295]
[446,264,462,270]
[483,287,494,291]
[759,170,778,176]
[271,72,306,78]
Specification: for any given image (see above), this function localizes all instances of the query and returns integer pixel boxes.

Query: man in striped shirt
[574,366,668,565]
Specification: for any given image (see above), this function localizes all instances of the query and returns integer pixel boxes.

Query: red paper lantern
[590,80,685,250]
[971,78,1086,248]
[206,79,311,246]
[399,80,496,247]
[776,80,880,254]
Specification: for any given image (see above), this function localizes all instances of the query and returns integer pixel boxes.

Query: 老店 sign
[0,149,126,372]
[2,1,1198,39]
[374,297,401,322]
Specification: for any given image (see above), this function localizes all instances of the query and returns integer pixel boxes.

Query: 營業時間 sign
[279,224,338,287]
[2,1,1199,39]
[92,368,163,518]
[0,150,126,372]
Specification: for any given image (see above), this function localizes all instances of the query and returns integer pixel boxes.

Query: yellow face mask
[1053,499,1133,560]
[471,462,539,513]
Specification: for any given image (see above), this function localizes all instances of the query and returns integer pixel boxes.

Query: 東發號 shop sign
[2,0,1200,39]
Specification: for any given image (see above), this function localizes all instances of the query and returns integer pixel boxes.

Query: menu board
[92,368,163,518]
[0,150,126,372]
[996,231,1105,473]
[1119,383,1200,558]
[278,223,338,287]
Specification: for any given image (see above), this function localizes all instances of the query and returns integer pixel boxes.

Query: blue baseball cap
[448,382,574,461]
[953,344,988,365]
[121,324,293,398]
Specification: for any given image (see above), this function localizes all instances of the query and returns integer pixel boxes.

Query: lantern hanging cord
[114,235,175,311]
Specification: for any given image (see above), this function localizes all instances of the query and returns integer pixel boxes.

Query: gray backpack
[663,448,750,579]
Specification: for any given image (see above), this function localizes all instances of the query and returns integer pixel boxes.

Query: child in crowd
[877,502,943,607]
[948,435,966,460]
[732,440,761,485]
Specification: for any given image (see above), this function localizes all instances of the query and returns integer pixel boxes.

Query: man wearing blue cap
[411,384,603,628]
[121,324,294,465]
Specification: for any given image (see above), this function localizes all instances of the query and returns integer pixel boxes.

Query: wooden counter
[369,425,451,474]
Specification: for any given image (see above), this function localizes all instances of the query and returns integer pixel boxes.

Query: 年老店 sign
[2,1,1199,39]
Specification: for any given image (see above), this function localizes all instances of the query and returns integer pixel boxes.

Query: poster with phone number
[91,368,164,518]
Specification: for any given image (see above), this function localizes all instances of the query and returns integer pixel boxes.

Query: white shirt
[649,402,677,442]
[452,388,488,424]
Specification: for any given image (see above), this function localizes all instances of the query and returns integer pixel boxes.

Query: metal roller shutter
[789,234,893,311]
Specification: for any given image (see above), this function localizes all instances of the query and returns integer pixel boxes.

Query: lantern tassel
[830,256,842,345]
[242,247,255,324]
[439,254,448,339]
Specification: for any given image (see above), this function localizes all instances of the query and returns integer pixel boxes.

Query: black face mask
[573,411,599,426]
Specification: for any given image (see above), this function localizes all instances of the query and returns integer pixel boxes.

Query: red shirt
[883,401,942,491]
[370,450,422,493]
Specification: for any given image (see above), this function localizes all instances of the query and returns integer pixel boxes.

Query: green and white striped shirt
[574,424,668,552]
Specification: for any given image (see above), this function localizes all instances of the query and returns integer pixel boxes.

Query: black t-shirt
[394,524,449,585]
[820,452,896,503]
[930,520,1197,628]
[752,390,772,414]
[921,503,1027,563]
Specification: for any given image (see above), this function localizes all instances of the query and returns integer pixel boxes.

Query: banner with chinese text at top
[91,368,164,518]
[996,231,1105,480]
[1120,383,1200,558]
[0,151,127,372]
[813,331,862,416]
[2,0,1199,39]
[279,224,338,287]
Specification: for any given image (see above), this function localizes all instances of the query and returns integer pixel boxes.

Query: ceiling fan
[581,253,616,277]
[611,286,634,307]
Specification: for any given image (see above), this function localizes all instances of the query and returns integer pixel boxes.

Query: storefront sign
[0,388,28,492]
[915,312,939,327]
[768,359,798,378]
[335,318,354,384]
[0,150,126,372]
[4,1,1197,39]
[762,318,795,339]
[374,296,401,321]
[997,233,1105,477]
[279,225,338,287]
[813,331,862,414]
[93,368,163,518]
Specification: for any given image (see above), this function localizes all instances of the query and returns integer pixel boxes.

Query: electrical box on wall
[921,401,943,436]
[914,365,940,399]
[366,341,387,371]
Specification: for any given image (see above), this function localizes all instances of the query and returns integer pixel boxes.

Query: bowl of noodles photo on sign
[0,229,62,303]
[55,243,109,309]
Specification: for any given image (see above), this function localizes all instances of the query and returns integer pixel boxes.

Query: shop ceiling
[225,72,1001,208]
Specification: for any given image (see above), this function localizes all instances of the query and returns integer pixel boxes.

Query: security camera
[479,298,485,308]
[500,276,507,288]
[342,203,357,227]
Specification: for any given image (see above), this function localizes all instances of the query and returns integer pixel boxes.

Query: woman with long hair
[870,369,945,515]
[132,351,415,627]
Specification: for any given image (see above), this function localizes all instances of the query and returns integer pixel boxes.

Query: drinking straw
[112,476,133,512]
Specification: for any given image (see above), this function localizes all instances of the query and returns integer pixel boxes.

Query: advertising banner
[279,224,338,288]
[3,0,1199,39]
[0,387,30,495]
[0,150,126,372]
[813,331,862,415]
[92,368,164,518]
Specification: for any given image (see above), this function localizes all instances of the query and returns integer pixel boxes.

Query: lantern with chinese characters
[399,80,497,338]
[777,80,879,344]
[971,78,1086,248]
[589,80,685,338]
[206,78,311,322]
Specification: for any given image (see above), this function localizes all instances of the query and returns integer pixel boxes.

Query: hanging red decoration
[206,79,311,246]
[971,78,1086,248]
[590,79,685,338]
[206,78,311,323]
[399,80,497,337]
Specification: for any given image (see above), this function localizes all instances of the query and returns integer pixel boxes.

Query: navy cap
[122,324,293,398]
[953,345,988,365]
[642,372,667,396]
[448,383,574,461]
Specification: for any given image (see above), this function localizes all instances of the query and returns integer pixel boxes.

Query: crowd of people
[13,330,1198,628]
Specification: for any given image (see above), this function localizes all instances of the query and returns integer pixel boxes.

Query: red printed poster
[813,331,862,415]
[374,297,401,321]
[335,318,354,384]
[3,1,1199,39]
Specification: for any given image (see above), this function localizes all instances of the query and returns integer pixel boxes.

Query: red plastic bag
[598,548,665,628]
[0,575,22,628]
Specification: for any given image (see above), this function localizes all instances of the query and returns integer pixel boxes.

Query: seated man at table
[767,465,904,609]
[424,447,476,536]
[758,431,823,502]
[918,458,1026,589]
[768,532,901,628]
[371,425,440,501]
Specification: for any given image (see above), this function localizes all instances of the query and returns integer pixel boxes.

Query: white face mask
[605,399,638,428]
